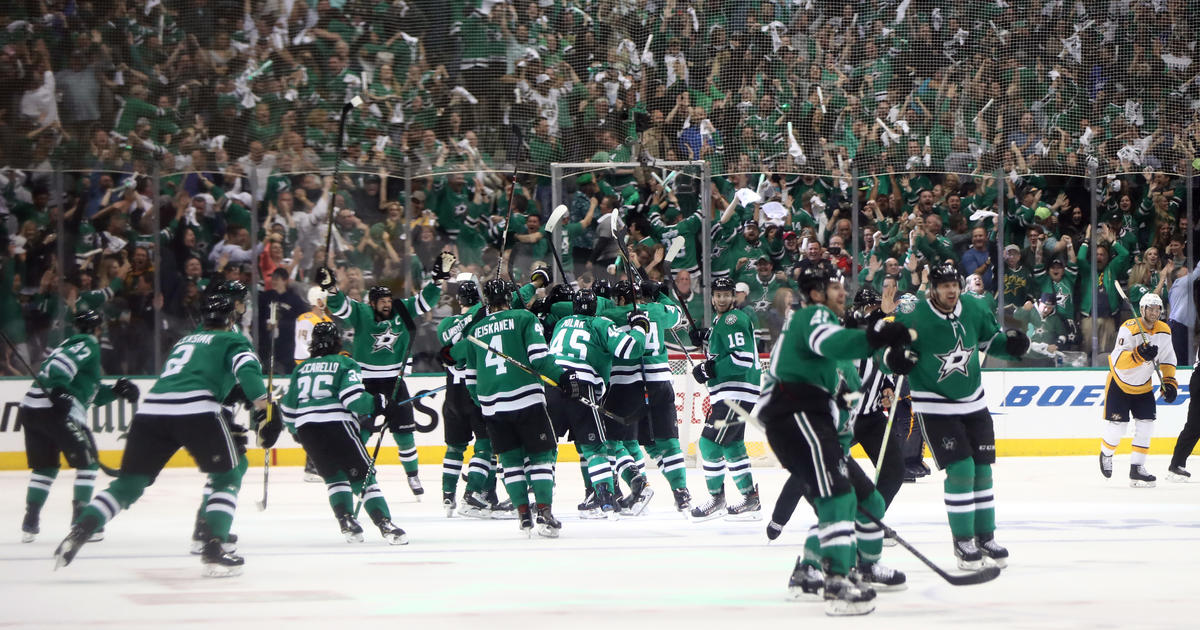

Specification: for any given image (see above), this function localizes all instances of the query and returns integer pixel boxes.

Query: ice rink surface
[2,455,1198,629]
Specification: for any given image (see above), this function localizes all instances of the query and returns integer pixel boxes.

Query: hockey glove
[627,310,651,333]
[866,318,911,349]
[692,359,716,384]
[689,327,711,347]
[530,266,551,287]
[1134,342,1159,363]
[439,345,456,367]
[430,251,457,282]
[836,382,863,411]
[1005,329,1031,359]
[112,378,140,404]
[883,345,918,376]
[1162,376,1178,403]
[253,405,282,449]
[50,387,74,417]
[559,368,584,400]
[529,297,549,315]
[315,265,338,292]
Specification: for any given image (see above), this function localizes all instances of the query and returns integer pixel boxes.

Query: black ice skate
[823,573,876,616]
[200,537,245,578]
[458,491,492,519]
[725,485,762,521]
[443,491,456,518]
[191,518,237,555]
[857,560,907,591]
[1099,452,1113,478]
[535,504,561,538]
[407,473,424,498]
[689,490,726,522]
[73,503,103,542]
[577,490,605,519]
[53,523,94,570]
[766,520,784,541]
[594,485,620,520]
[517,504,534,537]
[953,537,984,571]
[621,475,653,516]
[976,533,1008,568]
[787,561,823,600]
[338,513,365,543]
[21,506,38,543]
[672,487,692,513]
[1130,464,1156,488]
[487,490,516,520]
[373,516,409,545]
[1167,464,1191,483]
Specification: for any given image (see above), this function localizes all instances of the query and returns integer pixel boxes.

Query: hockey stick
[257,302,279,511]
[362,384,449,432]
[661,235,699,368]
[0,330,121,477]
[496,155,522,281]
[318,95,364,279]
[855,508,1003,586]
[1112,281,1166,397]
[465,335,627,422]
[543,204,572,284]
[607,210,654,414]
[872,374,905,484]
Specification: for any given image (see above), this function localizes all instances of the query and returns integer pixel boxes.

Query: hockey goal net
[669,353,779,467]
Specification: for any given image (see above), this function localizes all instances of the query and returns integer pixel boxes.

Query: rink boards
[0,368,1193,469]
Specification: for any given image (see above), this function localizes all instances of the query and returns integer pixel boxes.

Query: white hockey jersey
[1108,318,1176,394]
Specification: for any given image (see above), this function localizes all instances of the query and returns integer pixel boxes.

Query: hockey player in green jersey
[688,276,762,521]
[55,295,274,577]
[282,322,407,545]
[18,310,139,543]
[603,280,691,514]
[316,251,456,497]
[892,261,1029,571]
[451,278,562,537]
[547,288,648,519]
[758,266,913,615]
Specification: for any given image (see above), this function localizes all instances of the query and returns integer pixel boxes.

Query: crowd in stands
[2,0,1200,375]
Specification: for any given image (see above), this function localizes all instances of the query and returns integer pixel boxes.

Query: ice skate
[622,474,653,516]
[200,537,245,578]
[338,513,365,543]
[787,561,823,600]
[977,534,1009,568]
[191,518,237,554]
[577,491,605,519]
[374,517,409,545]
[457,491,492,518]
[54,523,94,570]
[766,520,784,541]
[1167,464,1191,483]
[406,473,424,498]
[303,457,322,483]
[672,487,692,513]
[1099,452,1113,479]
[73,504,103,542]
[21,508,38,543]
[517,504,534,537]
[858,560,907,591]
[689,490,726,522]
[594,485,620,520]
[443,492,456,517]
[1130,464,1156,488]
[953,537,984,570]
[487,491,516,520]
[725,485,762,521]
[535,504,561,538]
[823,573,876,616]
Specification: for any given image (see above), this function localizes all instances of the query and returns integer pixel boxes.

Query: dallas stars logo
[935,338,972,381]
[372,326,399,352]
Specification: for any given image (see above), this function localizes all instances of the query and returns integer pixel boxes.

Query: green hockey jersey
[327,282,441,380]
[452,308,556,415]
[892,293,1016,415]
[140,330,267,416]
[549,314,645,389]
[22,334,116,421]
[281,353,373,426]
[766,304,876,395]
[437,306,483,385]
[706,308,761,404]
[607,295,683,385]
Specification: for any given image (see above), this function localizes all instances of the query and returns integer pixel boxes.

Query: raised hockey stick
[607,209,654,413]
[1111,280,1166,397]
[543,204,572,284]
[363,384,449,432]
[465,335,627,423]
[0,330,121,477]
[872,374,904,484]
[496,161,521,281]
[661,235,701,368]
[318,95,364,279]
[257,302,279,511]
[855,508,1003,586]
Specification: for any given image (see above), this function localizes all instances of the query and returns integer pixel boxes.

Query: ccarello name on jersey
[297,360,342,374]
[1003,384,1189,408]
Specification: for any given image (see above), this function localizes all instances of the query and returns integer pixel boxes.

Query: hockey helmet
[73,309,103,334]
[309,321,342,357]
[797,266,835,297]
[928,261,961,288]
[711,277,736,295]
[613,280,637,304]
[573,289,598,316]
[548,284,575,305]
[307,286,328,307]
[217,279,248,303]
[639,280,661,300]
[853,287,882,309]
[482,277,511,307]
[368,285,393,303]
[1140,292,1164,311]
[593,279,612,299]
[202,294,236,328]
[456,279,481,307]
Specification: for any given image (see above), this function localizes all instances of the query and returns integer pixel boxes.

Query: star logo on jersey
[371,327,399,353]
[935,338,972,381]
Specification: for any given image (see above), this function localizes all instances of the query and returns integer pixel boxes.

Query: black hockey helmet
[853,287,882,309]
[548,284,574,304]
[202,294,236,328]
[309,321,342,357]
[368,285,393,303]
[928,261,961,287]
[613,280,637,304]
[73,309,103,334]
[483,277,510,307]
[593,278,612,299]
[217,279,247,302]
[456,280,480,307]
[797,266,834,297]
[639,280,661,300]
[711,277,736,295]
[573,289,598,316]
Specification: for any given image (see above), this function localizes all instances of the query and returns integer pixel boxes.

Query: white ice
[2,455,1198,629]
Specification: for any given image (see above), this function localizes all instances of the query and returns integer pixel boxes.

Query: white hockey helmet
[308,286,328,307]
[1140,292,1163,312]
